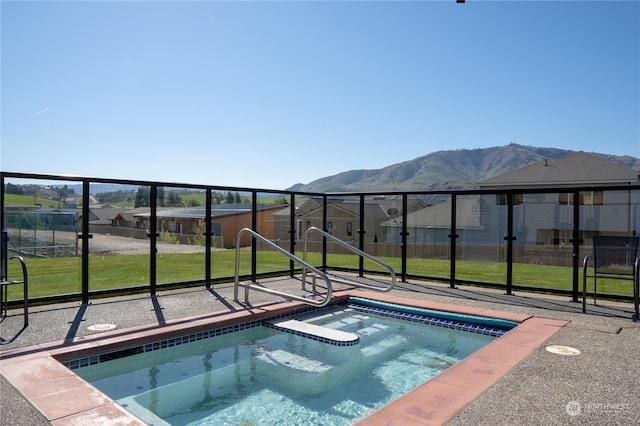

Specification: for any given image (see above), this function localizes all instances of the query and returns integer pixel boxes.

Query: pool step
[265,319,360,346]
[256,349,332,373]
[360,334,408,357]
[357,323,389,336]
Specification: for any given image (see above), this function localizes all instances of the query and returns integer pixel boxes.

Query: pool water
[75,306,497,425]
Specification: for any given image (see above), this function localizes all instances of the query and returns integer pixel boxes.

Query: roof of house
[132,203,287,219]
[87,207,148,224]
[279,196,421,219]
[381,197,485,230]
[88,207,126,224]
[479,152,639,188]
[330,202,390,219]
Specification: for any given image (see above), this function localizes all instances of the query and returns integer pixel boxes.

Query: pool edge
[0,290,568,425]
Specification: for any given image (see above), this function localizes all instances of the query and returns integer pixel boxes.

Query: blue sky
[2,0,639,190]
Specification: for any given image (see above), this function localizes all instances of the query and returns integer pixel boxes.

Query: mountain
[61,184,139,195]
[287,144,640,193]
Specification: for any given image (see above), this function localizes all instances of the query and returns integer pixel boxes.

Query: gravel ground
[7,230,208,257]
[87,233,207,255]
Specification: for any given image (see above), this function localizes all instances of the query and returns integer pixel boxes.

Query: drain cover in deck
[87,323,117,332]
[546,345,580,356]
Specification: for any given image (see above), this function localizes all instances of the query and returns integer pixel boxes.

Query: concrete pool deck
[1,278,639,425]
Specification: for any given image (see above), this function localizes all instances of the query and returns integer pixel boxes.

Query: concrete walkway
[1,279,639,425]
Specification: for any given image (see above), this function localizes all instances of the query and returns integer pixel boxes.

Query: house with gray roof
[381,152,640,263]
[272,197,427,248]
[478,151,639,188]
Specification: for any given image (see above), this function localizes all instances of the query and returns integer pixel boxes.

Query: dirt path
[88,233,207,255]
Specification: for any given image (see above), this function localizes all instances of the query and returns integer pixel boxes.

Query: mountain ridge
[287,144,640,193]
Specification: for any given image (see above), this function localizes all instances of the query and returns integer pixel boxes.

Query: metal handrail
[302,226,396,293]
[234,228,333,307]
[1,256,29,327]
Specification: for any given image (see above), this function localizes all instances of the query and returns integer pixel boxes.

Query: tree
[134,187,150,207]
[157,187,165,207]
[190,220,207,246]
[165,190,184,207]
[225,191,235,204]
[5,183,23,195]
[212,192,222,204]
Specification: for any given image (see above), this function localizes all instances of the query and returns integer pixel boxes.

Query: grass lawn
[4,250,635,302]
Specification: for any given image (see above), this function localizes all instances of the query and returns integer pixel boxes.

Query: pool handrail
[302,226,396,293]
[234,227,333,307]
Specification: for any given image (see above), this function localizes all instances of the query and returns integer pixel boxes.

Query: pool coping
[0,290,568,425]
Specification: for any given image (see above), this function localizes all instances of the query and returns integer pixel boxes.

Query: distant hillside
[287,144,640,193]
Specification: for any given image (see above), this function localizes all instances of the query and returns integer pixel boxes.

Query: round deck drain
[546,345,580,356]
[87,323,117,332]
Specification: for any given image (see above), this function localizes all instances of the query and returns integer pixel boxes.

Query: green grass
[5,193,58,207]
[4,251,635,302]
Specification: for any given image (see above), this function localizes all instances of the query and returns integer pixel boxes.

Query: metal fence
[4,211,79,258]
[1,171,639,306]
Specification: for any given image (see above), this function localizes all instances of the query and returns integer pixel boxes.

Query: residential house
[133,203,288,248]
[273,197,428,252]
[86,207,150,239]
[381,152,640,264]
[478,152,640,245]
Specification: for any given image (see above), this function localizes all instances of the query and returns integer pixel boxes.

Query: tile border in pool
[347,299,514,337]
[62,319,266,370]
[0,290,568,426]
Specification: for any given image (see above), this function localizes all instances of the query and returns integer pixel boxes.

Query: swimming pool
[70,298,516,425]
[0,288,568,424]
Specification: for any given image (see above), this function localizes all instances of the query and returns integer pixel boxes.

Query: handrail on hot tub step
[301,226,396,294]
[234,227,333,307]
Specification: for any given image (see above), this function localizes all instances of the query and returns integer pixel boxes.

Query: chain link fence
[4,210,79,258]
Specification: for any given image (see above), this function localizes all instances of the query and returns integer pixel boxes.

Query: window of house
[514,193,524,205]
[346,221,353,237]
[496,193,523,205]
[580,190,604,206]
[558,193,573,206]
[558,191,603,206]
[327,221,333,234]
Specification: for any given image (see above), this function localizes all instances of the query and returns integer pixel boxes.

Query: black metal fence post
[251,191,257,283]
[449,194,458,288]
[0,174,4,237]
[358,194,365,277]
[505,191,515,295]
[401,194,408,282]
[149,185,157,296]
[81,180,90,304]
[571,189,581,302]
[205,189,212,288]
[322,195,328,273]
[1,231,8,280]
[289,193,296,277]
